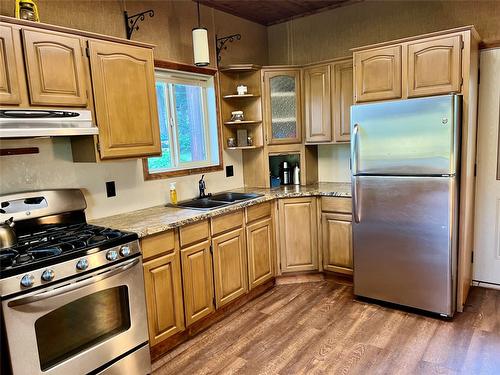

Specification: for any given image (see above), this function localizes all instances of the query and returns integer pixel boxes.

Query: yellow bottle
[169,183,178,205]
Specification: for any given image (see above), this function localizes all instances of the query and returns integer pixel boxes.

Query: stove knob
[106,250,118,261]
[119,246,131,257]
[76,258,89,271]
[41,269,55,282]
[20,274,35,288]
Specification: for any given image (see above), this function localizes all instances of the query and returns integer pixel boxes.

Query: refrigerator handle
[352,123,359,174]
[352,177,360,223]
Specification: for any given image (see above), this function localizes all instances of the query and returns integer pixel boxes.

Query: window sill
[142,159,223,180]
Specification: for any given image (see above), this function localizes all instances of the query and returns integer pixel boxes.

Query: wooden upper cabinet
[333,60,353,142]
[0,25,22,105]
[263,69,302,144]
[278,197,318,273]
[87,40,161,159]
[304,64,332,143]
[212,228,248,307]
[180,240,214,326]
[143,251,185,346]
[354,45,402,102]
[407,35,462,98]
[246,217,274,289]
[22,29,87,106]
[322,213,353,275]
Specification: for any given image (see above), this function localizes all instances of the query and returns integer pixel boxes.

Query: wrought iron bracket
[215,33,241,65]
[124,10,154,40]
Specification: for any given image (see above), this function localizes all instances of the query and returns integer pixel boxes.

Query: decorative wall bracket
[216,33,241,65]
[124,10,154,40]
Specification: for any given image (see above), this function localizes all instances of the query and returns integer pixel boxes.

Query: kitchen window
[143,63,221,179]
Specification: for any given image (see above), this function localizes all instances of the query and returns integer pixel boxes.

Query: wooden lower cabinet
[246,217,274,289]
[322,213,353,275]
[212,227,248,308]
[180,240,215,326]
[278,197,318,272]
[143,251,185,346]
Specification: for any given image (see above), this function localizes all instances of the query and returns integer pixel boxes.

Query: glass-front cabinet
[263,69,302,144]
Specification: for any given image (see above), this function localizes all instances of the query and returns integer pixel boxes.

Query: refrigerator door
[351,95,461,176]
[352,175,458,316]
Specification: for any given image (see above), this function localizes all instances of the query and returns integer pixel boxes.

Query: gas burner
[12,252,34,266]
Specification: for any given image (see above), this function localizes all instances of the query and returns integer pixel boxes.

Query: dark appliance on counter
[0,189,151,375]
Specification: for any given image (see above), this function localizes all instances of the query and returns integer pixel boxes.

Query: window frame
[142,60,223,180]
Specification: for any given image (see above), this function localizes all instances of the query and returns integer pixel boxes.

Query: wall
[0,0,268,219]
[268,0,500,182]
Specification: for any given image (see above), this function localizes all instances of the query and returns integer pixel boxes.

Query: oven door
[2,256,149,375]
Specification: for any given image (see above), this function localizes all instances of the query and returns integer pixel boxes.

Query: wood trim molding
[142,159,223,180]
[154,59,217,75]
[479,40,500,50]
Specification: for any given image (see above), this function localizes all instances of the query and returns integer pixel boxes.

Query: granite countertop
[90,182,351,238]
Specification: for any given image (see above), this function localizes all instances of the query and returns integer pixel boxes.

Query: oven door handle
[7,257,140,308]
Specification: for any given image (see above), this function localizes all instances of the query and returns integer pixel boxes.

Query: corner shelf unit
[219,65,263,150]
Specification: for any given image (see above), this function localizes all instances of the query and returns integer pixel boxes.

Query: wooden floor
[152,279,500,375]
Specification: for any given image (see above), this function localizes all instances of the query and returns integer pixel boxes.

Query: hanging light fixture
[192,1,209,66]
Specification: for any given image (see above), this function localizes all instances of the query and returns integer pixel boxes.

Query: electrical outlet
[106,181,116,198]
[226,165,234,177]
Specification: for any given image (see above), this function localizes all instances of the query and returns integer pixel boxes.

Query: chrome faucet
[198,175,210,198]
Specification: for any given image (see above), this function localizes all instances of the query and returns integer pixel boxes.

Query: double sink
[175,192,263,211]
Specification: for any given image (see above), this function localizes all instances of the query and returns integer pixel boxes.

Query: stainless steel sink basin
[174,192,263,211]
[209,192,262,203]
[176,198,229,210]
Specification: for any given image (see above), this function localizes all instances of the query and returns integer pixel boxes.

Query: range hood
[0,109,98,138]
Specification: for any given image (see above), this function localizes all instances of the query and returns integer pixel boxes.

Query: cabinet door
[212,228,248,307]
[322,212,353,275]
[22,29,87,106]
[88,40,161,159]
[180,240,214,326]
[0,25,21,105]
[278,197,318,272]
[143,252,185,346]
[304,64,331,143]
[246,217,274,289]
[407,35,462,98]
[333,60,353,143]
[354,45,402,102]
[263,69,302,144]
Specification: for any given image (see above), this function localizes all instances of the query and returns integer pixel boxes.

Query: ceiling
[197,0,360,26]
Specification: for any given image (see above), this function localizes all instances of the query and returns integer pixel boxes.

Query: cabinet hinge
[461,40,465,49]
[85,47,90,58]
[471,251,474,263]
[460,76,464,87]
[209,245,213,254]
[213,296,216,306]
[96,142,101,152]
[474,163,477,177]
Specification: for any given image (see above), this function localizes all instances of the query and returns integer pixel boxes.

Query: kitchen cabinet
[246,217,274,289]
[0,25,22,105]
[278,197,318,272]
[407,35,462,98]
[87,40,161,159]
[212,227,248,307]
[263,69,302,144]
[180,240,215,326]
[322,213,353,275]
[333,60,353,142]
[354,45,402,102]
[304,64,331,143]
[22,29,88,106]
[143,251,185,346]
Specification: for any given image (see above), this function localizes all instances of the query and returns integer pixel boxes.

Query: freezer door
[352,176,457,316]
[351,95,461,176]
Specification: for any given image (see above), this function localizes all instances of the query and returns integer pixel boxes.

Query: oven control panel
[1,240,142,298]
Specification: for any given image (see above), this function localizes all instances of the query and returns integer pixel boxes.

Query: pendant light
[192,1,209,67]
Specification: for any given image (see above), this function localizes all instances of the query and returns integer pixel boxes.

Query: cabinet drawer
[179,220,209,248]
[322,197,352,214]
[211,210,243,236]
[246,202,272,223]
[141,230,176,260]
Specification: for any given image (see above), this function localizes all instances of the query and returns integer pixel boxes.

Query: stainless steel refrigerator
[351,94,461,317]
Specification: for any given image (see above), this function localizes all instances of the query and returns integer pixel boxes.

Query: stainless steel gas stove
[0,189,151,375]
